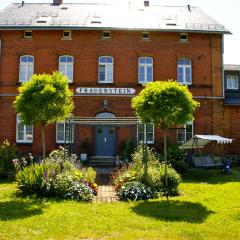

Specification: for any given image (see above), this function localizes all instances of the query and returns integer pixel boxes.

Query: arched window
[177,58,192,85]
[98,56,113,83]
[19,55,34,82]
[16,114,33,143]
[59,55,74,83]
[138,57,153,83]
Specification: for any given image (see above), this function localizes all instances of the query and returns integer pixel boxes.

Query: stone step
[89,157,116,166]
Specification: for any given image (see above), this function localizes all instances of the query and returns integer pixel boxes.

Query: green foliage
[14,71,74,125]
[112,167,138,192]
[132,145,159,168]
[120,139,136,162]
[167,145,189,173]
[53,173,94,201]
[16,160,61,195]
[143,165,182,197]
[131,81,199,129]
[118,181,153,201]
[15,148,97,201]
[0,140,18,177]
[115,146,182,197]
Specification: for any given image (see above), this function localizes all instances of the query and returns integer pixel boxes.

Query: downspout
[222,34,225,99]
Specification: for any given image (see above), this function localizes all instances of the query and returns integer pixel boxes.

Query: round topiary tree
[14,71,74,160]
[131,80,199,198]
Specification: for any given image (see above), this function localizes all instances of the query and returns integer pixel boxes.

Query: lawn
[0,169,240,240]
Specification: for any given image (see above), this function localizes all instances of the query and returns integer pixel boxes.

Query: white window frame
[56,121,74,144]
[59,55,74,83]
[19,55,34,82]
[226,75,239,90]
[137,123,154,144]
[138,57,153,84]
[177,121,193,143]
[177,58,192,85]
[98,56,113,83]
[16,115,33,143]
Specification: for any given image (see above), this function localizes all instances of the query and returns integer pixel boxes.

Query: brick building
[0,0,237,160]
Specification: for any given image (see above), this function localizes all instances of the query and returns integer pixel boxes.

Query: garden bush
[120,139,136,162]
[15,148,97,201]
[112,167,138,191]
[0,140,18,177]
[167,145,189,173]
[116,145,182,199]
[118,181,153,201]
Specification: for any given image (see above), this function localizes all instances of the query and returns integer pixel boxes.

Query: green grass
[0,169,240,240]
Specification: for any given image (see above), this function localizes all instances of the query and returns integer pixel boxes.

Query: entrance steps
[89,156,116,167]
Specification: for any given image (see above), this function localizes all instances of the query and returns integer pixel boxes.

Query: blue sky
[0,0,239,64]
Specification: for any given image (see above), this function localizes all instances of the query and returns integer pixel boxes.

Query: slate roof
[0,2,230,33]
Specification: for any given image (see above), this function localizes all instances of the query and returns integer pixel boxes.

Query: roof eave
[0,25,231,34]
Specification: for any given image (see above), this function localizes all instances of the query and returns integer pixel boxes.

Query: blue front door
[95,126,116,156]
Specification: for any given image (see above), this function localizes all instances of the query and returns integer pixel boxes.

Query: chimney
[53,0,63,5]
[187,4,191,12]
[144,1,149,7]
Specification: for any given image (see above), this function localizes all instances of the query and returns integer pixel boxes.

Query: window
[101,31,111,39]
[98,56,113,83]
[16,115,33,143]
[141,32,150,40]
[19,55,34,82]
[177,121,193,143]
[62,30,72,39]
[177,58,192,85]
[23,30,32,39]
[180,33,188,42]
[138,123,154,144]
[138,57,153,83]
[226,75,239,89]
[59,55,74,83]
[56,121,74,144]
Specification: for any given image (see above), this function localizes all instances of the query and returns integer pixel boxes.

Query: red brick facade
[0,29,238,155]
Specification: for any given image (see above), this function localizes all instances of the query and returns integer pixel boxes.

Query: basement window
[23,30,32,39]
[141,32,150,40]
[101,31,111,39]
[180,33,188,42]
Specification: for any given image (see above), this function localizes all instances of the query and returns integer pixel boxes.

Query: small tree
[14,71,74,160]
[132,80,199,198]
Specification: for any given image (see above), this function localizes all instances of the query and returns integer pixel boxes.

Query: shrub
[15,148,97,202]
[143,165,182,197]
[118,181,153,201]
[53,172,94,201]
[167,145,189,173]
[0,140,18,177]
[112,167,137,191]
[16,160,61,195]
[81,167,96,184]
[116,146,182,198]
[120,139,136,162]
[132,145,160,170]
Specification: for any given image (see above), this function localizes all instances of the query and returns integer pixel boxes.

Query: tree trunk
[41,123,46,161]
[163,129,168,201]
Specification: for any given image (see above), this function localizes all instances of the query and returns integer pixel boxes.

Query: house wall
[0,29,229,155]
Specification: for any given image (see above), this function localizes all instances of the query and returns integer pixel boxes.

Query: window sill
[97,82,114,85]
[21,38,33,40]
[61,37,73,41]
[16,142,33,146]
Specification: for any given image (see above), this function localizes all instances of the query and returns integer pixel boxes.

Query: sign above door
[76,87,136,96]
